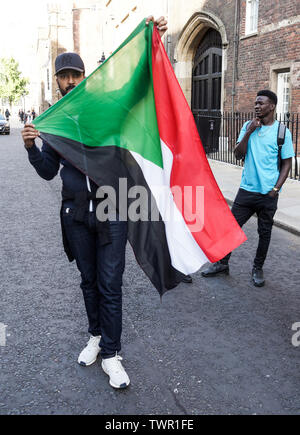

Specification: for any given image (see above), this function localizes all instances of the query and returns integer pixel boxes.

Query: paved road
[0,124,300,415]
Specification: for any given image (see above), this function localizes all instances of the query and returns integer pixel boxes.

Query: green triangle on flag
[34,20,163,168]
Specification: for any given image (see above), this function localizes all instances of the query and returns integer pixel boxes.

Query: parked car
[0,114,10,135]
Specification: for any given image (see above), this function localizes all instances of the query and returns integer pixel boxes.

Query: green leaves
[0,58,29,106]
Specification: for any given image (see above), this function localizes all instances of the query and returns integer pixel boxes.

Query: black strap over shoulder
[277,122,286,171]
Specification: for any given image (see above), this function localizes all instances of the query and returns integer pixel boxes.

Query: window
[277,71,290,119]
[245,0,259,35]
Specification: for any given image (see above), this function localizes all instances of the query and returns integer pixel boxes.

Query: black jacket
[26,140,110,262]
[26,140,98,200]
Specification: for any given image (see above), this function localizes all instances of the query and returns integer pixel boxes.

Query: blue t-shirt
[237,120,295,194]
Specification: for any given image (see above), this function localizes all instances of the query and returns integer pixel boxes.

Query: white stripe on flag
[130,140,209,275]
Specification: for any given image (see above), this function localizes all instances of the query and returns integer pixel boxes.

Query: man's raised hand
[248,118,261,133]
[146,16,168,38]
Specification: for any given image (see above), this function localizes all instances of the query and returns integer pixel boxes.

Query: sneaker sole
[78,349,101,367]
[78,356,98,367]
[101,364,130,389]
[109,380,130,389]
[253,280,265,287]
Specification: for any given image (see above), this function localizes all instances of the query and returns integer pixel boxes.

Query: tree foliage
[0,58,29,106]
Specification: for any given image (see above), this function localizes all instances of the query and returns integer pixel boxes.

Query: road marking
[0,323,7,347]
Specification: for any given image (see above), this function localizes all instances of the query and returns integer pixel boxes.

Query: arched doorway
[192,28,222,153]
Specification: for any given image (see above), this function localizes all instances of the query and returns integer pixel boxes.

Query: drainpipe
[166,0,170,58]
[232,0,240,113]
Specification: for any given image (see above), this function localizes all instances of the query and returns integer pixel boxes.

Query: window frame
[276,70,291,119]
[245,0,259,35]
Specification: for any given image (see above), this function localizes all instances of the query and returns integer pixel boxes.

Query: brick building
[166,0,300,116]
[236,0,300,115]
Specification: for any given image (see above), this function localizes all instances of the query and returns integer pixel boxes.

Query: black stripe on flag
[41,133,185,295]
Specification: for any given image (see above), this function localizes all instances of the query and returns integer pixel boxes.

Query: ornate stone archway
[173,11,228,107]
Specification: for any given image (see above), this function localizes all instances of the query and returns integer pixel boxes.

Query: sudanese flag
[33,20,246,296]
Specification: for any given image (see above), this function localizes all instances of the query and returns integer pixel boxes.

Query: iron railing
[193,111,299,180]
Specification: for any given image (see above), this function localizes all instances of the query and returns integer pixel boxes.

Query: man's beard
[58,84,75,96]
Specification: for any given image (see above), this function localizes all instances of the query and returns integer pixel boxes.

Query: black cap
[55,52,85,75]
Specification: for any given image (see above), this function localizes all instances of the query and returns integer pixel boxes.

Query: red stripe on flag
[152,28,247,262]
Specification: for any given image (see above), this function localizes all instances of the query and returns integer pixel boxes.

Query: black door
[192,28,222,153]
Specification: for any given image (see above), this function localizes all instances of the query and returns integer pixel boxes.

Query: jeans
[222,188,278,269]
[62,206,127,359]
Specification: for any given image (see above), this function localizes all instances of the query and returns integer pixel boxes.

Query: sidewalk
[208,159,300,236]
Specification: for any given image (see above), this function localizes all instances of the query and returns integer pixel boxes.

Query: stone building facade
[36,1,74,113]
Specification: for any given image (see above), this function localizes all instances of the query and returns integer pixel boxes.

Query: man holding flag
[22,16,168,390]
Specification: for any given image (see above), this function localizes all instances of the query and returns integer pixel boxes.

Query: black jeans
[222,188,278,269]
[62,206,127,359]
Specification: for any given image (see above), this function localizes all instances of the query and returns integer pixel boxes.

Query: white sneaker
[101,355,130,389]
[78,335,101,366]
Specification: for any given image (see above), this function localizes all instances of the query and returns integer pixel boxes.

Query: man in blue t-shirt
[202,90,295,287]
